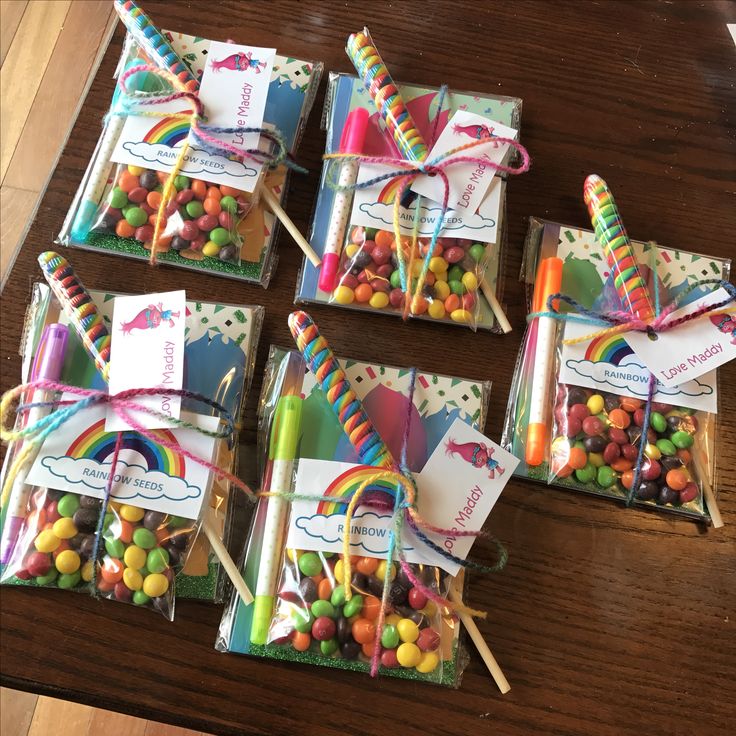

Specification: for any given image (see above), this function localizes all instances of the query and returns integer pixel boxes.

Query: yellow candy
[369,291,389,309]
[34,529,60,553]
[55,549,80,575]
[429,256,448,274]
[461,272,478,291]
[397,618,419,643]
[119,504,145,523]
[286,548,301,564]
[551,435,571,455]
[427,300,446,320]
[81,560,94,582]
[345,243,360,259]
[450,308,471,323]
[375,560,396,582]
[127,165,145,175]
[435,270,448,282]
[142,572,169,597]
[123,568,143,591]
[124,545,147,570]
[644,443,661,460]
[202,240,221,257]
[421,600,438,618]
[433,280,450,300]
[334,558,344,583]
[416,650,440,673]
[587,394,605,415]
[333,285,355,305]
[396,642,422,668]
[52,517,78,540]
[410,261,423,277]
[385,613,401,626]
[588,452,604,468]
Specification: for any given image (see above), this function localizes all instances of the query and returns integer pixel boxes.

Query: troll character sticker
[445,438,505,479]
[107,290,186,431]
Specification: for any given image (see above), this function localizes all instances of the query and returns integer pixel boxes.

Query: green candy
[390,270,402,289]
[320,638,339,656]
[109,187,128,209]
[104,538,125,559]
[146,547,170,574]
[132,527,157,550]
[220,195,238,214]
[124,207,148,227]
[365,228,377,239]
[573,440,585,450]
[575,462,596,484]
[381,624,400,648]
[671,430,694,449]
[174,175,190,190]
[133,590,151,606]
[342,594,363,618]
[310,600,335,619]
[656,438,677,456]
[185,201,205,218]
[103,512,115,530]
[469,243,486,262]
[650,412,667,433]
[297,551,322,576]
[597,465,617,488]
[168,515,188,529]
[57,494,80,518]
[447,265,464,282]
[57,571,81,590]
[330,586,347,607]
[35,569,59,586]
[449,280,465,296]
[209,227,231,246]
[293,608,314,633]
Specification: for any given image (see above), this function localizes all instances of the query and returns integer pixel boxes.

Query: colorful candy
[346,29,428,161]
[551,386,702,508]
[583,175,654,321]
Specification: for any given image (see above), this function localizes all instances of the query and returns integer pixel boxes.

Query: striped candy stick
[346,28,428,162]
[583,175,655,322]
[37,252,111,383]
[287,311,394,469]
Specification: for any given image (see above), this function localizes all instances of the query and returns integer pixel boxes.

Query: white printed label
[106,291,186,431]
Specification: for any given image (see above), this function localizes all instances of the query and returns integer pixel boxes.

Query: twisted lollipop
[346,28,428,162]
[583,175,654,321]
[37,252,111,382]
[288,310,394,469]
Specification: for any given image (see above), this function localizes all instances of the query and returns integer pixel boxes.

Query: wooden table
[1,2,734,734]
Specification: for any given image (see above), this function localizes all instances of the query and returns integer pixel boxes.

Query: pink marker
[318,107,369,293]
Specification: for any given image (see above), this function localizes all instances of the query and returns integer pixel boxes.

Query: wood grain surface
[1,2,735,735]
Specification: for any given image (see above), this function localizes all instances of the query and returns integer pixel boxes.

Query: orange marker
[525,257,564,466]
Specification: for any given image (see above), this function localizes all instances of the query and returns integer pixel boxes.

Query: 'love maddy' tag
[624,288,736,388]
[286,418,518,575]
[106,290,186,431]
[410,111,517,216]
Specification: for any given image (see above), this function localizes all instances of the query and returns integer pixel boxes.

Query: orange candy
[374,229,394,249]
[157,171,169,183]
[206,186,222,200]
[96,577,115,593]
[115,220,136,238]
[666,468,688,491]
[100,557,124,584]
[355,557,379,575]
[25,509,46,533]
[676,449,692,465]
[148,213,167,229]
[621,470,635,489]
[117,171,139,193]
[608,408,631,430]
[620,397,642,413]
[203,197,221,216]
[610,458,634,472]
[155,527,170,543]
[191,179,207,199]
[310,573,324,585]
[351,617,376,644]
[444,294,461,312]
[354,283,373,303]
[220,185,243,197]
[147,190,162,209]
[568,447,587,470]
[291,631,311,651]
[362,641,376,657]
[118,519,134,543]
[410,297,428,315]
[318,577,333,601]
[53,540,71,559]
[362,595,381,621]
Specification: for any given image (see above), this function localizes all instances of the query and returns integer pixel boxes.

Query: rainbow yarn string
[286,310,505,676]
[583,175,655,322]
[347,28,428,162]
[37,252,111,382]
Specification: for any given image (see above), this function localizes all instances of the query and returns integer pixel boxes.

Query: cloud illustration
[122,142,258,180]
[357,202,496,231]
[41,456,202,503]
[295,511,414,555]
[564,355,714,398]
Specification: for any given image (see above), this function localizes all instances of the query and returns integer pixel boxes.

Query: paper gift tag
[106,290,186,431]
[624,288,736,387]
[410,111,517,215]
[287,418,518,575]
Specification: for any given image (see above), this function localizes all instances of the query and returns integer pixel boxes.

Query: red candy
[568,404,590,422]
[312,616,336,641]
[26,551,51,577]
[582,416,604,436]
[380,648,400,668]
[408,587,428,610]
[417,628,440,652]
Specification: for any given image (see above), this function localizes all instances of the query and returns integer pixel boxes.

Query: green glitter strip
[83,232,268,283]
[175,562,219,601]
